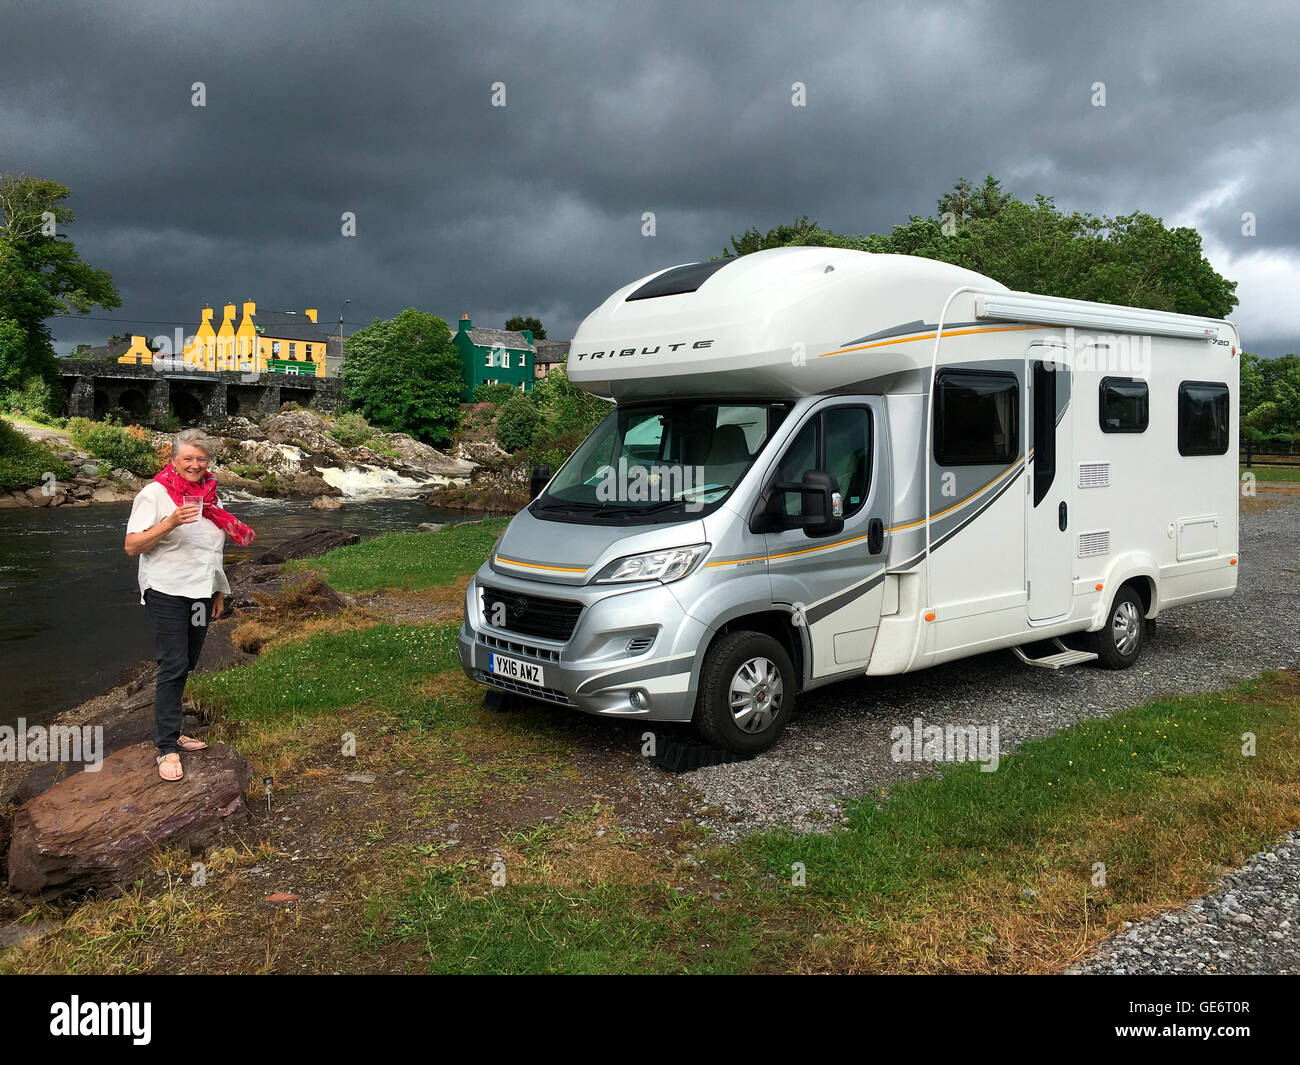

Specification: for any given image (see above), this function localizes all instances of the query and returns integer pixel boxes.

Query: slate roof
[251,310,329,343]
[463,327,534,352]
[533,339,569,364]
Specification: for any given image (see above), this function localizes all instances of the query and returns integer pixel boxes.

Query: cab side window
[772,408,872,519]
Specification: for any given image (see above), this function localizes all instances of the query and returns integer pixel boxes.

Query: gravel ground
[543,495,1297,842]
[1067,828,1300,974]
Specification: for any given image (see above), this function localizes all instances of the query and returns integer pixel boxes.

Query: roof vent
[625,260,730,301]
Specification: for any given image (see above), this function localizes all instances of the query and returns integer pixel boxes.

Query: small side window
[1100,377,1149,433]
[934,369,1019,466]
[1178,381,1230,456]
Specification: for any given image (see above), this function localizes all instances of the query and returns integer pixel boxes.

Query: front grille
[479,632,561,664]
[473,670,576,707]
[481,585,582,641]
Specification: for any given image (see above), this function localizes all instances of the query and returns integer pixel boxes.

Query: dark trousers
[144,589,213,755]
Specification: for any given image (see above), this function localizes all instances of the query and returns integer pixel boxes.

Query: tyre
[694,630,796,754]
[1090,585,1147,669]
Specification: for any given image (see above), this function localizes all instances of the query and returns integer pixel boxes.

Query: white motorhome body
[459,248,1239,753]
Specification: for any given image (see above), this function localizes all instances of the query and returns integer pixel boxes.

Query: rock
[0,919,55,949]
[23,487,53,507]
[277,472,341,498]
[0,495,25,509]
[381,433,476,478]
[212,469,263,495]
[264,893,299,902]
[261,410,332,453]
[91,485,131,503]
[215,416,267,442]
[111,468,144,491]
[344,772,377,784]
[64,499,91,508]
[244,528,360,565]
[6,741,252,898]
[416,522,444,533]
[310,495,342,510]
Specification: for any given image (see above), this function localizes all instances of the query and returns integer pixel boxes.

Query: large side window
[1100,377,1149,433]
[1178,381,1230,456]
[934,369,1018,466]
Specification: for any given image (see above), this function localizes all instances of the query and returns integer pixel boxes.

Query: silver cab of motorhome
[458,248,1240,753]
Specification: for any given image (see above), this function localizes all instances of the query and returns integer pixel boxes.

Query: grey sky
[3,0,1297,356]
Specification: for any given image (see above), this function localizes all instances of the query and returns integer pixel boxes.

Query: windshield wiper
[636,487,731,515]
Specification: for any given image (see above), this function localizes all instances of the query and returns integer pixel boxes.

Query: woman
[124,428,256,780]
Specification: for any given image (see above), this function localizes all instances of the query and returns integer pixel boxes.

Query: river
[0,495,477,729]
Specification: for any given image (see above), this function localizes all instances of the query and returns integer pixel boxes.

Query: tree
[0,173,120,396]
[504,315,546,340]
[341,309,464,444]
[722,178,1238,318]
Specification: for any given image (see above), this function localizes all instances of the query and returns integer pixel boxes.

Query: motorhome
[458,248,1239,753]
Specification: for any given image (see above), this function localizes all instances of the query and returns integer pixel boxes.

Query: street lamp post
[338,299,351,374]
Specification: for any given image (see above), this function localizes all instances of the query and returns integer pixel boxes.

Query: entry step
[1012,638,1098,670]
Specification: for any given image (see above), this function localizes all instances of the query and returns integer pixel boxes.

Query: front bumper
[457,565,706,722]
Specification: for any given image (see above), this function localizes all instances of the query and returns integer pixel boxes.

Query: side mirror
[800,470,844,538]
[529,464,552,500]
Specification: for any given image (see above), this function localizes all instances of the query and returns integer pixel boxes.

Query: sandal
[157,753,183,781]
[178,735,209,751]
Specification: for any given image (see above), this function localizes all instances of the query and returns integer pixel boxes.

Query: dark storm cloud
[2,0,1297,355]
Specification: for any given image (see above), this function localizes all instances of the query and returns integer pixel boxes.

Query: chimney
[304,308,317,323]
[459,314,471,332]
[222,303,236,323]
[201,307,213,322]
[243,301,256,318]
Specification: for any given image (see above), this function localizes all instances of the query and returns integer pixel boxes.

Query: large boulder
[260,409,333,453]
[381,433,476,478]
[6,741,252,898]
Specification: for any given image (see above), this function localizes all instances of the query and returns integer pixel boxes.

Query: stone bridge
[58,361,342,425]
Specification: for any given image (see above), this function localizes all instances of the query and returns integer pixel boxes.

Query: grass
[1241,464,1300,483]
[282,519,509,592]
[188,622,465,726]
[367,670,1300,974]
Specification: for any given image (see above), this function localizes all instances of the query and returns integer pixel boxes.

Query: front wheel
[1090,585,1148,669]
[694,630,796,755]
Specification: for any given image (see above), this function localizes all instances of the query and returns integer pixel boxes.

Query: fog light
[629,690,645,710]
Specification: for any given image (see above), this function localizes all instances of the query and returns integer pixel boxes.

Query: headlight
[593,544,711,584]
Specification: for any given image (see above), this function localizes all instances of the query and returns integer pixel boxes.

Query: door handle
[868,517,884,554]
[1058,501,1068,531]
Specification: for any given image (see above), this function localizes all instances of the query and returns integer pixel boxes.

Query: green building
[451,316,535,400]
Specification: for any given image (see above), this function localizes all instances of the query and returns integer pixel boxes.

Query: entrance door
[1026,346,1073,621]
[760,399,892,678]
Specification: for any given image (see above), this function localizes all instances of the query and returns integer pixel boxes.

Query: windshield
[534,400,792,523]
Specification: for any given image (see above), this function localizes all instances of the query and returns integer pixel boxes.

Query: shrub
[4,376,60,422]
[473,382,520,405]
[331,411,374,448]
[0,418,73,490]
[151,414,181,433]
[81,422,161,477]
[496,394,542,451]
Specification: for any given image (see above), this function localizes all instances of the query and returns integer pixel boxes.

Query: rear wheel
[694,630,796,754]
[1090,585,1148,669]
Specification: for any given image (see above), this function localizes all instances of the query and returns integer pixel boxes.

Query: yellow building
[181,303,329,377]
[115,335,153,365]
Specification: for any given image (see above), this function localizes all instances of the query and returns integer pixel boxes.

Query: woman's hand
[125,505,200,557]
[212,591,225,620]
[169,504,201,528]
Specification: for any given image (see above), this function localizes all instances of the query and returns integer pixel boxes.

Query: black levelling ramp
[649,735,750,773]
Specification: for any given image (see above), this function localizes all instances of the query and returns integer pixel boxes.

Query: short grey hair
[171,428,214,458]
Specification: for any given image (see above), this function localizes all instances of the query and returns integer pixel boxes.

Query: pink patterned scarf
[153,463,257,547]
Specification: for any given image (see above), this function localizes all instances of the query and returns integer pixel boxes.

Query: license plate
[489,652,545,687]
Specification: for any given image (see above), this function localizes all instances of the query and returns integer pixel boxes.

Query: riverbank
[2,502,1297,974]
[0,496,481,725]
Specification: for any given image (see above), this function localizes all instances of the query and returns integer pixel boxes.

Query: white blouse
[126,481,233,605]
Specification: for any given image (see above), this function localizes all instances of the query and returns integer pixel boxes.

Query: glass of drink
[183,494,204,521]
